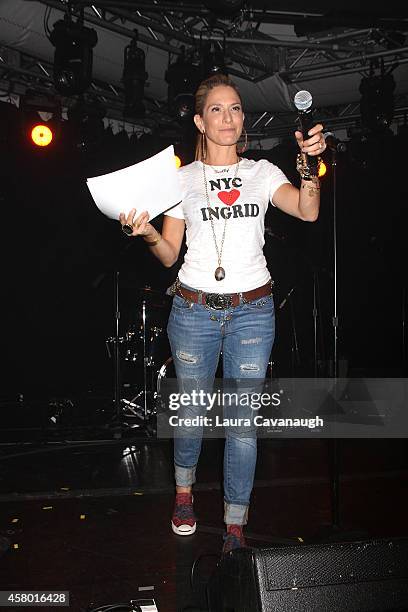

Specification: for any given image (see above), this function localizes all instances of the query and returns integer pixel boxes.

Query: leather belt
[175,281,272,310]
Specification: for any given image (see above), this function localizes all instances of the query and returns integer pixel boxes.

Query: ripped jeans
[167,289,275,526]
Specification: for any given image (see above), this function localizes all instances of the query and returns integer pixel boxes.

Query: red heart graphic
[217,189,240,206]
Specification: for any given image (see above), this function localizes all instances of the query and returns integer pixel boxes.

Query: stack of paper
[86,145,182,223]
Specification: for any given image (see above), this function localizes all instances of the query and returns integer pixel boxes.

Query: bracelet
[143,233,162,247]
[296,153,322,181]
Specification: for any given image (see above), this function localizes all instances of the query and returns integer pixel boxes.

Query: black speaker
[207,538,408,611]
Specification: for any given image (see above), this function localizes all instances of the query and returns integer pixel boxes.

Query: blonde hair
[194,74,243,161]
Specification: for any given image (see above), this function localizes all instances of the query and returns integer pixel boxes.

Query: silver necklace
[209,164,232,174]
[202,157,240,281]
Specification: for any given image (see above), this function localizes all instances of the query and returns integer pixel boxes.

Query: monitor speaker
[207,537,408,611]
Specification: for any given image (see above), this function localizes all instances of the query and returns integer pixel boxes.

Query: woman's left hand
[295,123,326,157]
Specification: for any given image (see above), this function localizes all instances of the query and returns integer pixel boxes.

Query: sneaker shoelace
[223,525,245,553]
[173,493,195,524]
[175,503,194,520]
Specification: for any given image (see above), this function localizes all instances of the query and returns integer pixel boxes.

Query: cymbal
[121,285,172,309]
[138,286,164,297]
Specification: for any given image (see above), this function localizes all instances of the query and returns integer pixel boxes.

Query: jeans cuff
[175,463,196,487]
[224,501,249,526]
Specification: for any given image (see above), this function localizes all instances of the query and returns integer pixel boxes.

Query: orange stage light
[31,124,53,147]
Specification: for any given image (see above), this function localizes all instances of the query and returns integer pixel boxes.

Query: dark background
[1,109,407,402]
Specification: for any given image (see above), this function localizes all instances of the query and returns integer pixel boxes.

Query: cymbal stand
[122,299,157,425]
[110,270,142,433]
[288,292,301,375]
[278,287,300,375]
[113,270,122,421]
[142,300,148,421]
[125,300,148,421]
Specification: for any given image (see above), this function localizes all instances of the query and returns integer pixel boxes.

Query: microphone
[323,131,347,153]
[293,90,317,176]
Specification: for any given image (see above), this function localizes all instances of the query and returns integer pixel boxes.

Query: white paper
[86,145,182,223]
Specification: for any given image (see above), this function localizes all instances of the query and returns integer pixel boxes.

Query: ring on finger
[122,223,134,236]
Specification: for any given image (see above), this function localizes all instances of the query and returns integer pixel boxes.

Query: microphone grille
[294,90,313,111]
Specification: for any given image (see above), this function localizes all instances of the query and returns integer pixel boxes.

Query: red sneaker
[171,492,196,536]
[222,524,246,555]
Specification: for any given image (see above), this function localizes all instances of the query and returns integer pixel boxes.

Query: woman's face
[194,85,244,149]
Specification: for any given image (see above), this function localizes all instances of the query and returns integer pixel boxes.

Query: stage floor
[0,437,407,611]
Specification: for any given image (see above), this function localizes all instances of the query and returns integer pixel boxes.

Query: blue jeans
[167,287,275,526]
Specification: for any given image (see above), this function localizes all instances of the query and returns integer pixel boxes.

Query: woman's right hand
[119,208,156,238]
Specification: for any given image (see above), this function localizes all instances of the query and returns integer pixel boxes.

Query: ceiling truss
[2,1,408,139]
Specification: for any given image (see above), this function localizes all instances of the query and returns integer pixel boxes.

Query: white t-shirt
[165,158,291,293]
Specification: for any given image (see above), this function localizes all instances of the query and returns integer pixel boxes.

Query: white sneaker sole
[171,521,197,536]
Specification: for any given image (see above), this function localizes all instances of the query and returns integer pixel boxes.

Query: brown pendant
[215,266,225,281]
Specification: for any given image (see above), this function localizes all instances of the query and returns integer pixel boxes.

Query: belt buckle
[205,293,233,310]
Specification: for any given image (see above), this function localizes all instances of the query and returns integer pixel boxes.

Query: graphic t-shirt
[165,158,291,293]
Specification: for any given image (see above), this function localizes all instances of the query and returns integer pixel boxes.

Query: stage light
[165,47,201,121]
[202,40,227,78]
[67,98,106,151]
[318,160,327,178]
[359,60,396,133]
[50,13,97,96]
[123,30,148,118]
[20,91,61,148]
[31,124,53,147]
[174,155,182,168]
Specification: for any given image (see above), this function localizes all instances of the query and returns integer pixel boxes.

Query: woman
[120,74,325,554]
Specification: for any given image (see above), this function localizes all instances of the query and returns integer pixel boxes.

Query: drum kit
[104,232,324,435]
[105,284,174,432]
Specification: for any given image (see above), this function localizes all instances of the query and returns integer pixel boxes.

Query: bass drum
[155,356,176,412]
[156,350,227,396]
[156,350,223,397]
[155,352,227,404]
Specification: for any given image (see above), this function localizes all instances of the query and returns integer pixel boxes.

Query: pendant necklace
[202,157,240,281]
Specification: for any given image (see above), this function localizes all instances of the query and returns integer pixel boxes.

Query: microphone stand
[330,143,340,527]
[313,270,318,378]
[403,286,407,375]
[332,146,339,380]
[315,142,341,533]
[312,268,326,378]
[316,140,366,541]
